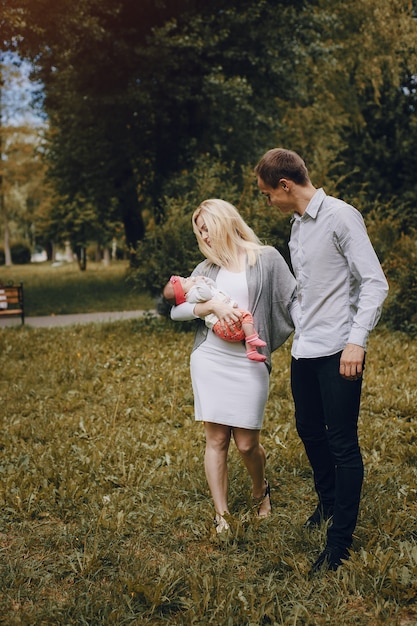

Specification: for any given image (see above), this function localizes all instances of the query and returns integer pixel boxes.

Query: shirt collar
[303,188,326,219]
[290,188,326,222]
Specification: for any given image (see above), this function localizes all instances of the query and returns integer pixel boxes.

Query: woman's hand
[194,300,242,329]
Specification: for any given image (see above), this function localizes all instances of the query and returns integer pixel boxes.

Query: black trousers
[291,352,364,549]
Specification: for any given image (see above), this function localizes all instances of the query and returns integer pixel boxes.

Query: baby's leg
[212,319,245,342]
[212,314,266,361]
[241,311,266,348]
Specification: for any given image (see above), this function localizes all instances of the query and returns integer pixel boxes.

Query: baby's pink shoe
[246,333,267,347]
[246,350,267,362]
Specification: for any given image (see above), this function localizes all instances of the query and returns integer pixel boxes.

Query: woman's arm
[194,299,242,324]
[170,301,198,321]
[170,298,240,324]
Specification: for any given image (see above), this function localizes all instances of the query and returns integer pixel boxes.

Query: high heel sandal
[252,480,272,518]
[213,513,230,534]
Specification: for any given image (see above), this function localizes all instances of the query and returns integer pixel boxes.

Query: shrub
[0,242,31,265]
[381,231,417,335]
[11,241,31,264]
[129,156,241,297]
[129,157,293,296]
[364,209,401,264]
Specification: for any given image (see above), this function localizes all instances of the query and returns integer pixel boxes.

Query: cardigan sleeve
[250,246,296,357]
[270,249,296,351]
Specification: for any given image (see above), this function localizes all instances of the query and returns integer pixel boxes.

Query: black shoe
[309,546,349,576]
[303,503,334,529]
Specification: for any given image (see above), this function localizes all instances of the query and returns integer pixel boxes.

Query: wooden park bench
[0,282,25,325]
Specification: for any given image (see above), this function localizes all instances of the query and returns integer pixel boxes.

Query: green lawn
[0,261,155,316]
[0,319,416,624]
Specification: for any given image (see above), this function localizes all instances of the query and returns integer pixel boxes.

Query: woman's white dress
[190,268,269,430]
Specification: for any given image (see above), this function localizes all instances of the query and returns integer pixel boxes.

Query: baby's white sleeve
[194,282,214,301]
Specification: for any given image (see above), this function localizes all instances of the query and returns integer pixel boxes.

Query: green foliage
[131,201,199,298]
[4,0,417,254]
[0,114,47,258]
[130,156,240,296]
[0,323,416,624]
[2,0,417,331]
[130,156,294,298]
[362,207,401,264]
[382,232,417,336]
[235,166,293,265]
[0,240,32,264]
[334,72,417,217]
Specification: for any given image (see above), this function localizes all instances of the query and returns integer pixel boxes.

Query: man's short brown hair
[254,148,310,188]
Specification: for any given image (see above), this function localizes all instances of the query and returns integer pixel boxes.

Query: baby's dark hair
[163,280,176,305]
[163,276,186,306]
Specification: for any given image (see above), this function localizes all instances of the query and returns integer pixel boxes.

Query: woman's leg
[233,427,271,517]
[204,422,232,518]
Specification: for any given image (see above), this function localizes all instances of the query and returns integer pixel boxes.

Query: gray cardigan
[189,246,296,373]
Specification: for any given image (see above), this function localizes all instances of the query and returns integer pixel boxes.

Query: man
[255,148,388,574]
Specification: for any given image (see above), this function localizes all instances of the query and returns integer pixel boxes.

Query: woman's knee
[238,442,257,457]
[234,433,260,457]
[205,424,231,453]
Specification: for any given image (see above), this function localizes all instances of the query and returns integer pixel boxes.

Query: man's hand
[340,343,365,381]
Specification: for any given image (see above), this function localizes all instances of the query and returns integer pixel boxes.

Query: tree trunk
[1,193,12,266]
[103,246,110,267]
[76,245,87,271]
[0,68,12,267]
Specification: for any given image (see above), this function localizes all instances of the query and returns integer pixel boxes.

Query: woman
[170,199,296,533]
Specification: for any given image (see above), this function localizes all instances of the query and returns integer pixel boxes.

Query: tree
[269,0,417,183]
[0,51,45,265]
[334,71,417,228]
[2,0,416,261]
[0,63,11,265]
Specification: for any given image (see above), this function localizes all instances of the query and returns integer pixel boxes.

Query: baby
[163,275,266,362]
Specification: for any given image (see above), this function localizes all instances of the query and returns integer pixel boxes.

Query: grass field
[0,261,155,316]
[1,311,417,624]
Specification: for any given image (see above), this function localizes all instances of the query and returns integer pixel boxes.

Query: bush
[129,156,241,297]
[0,241,31,265]
[364,209,401,264]
[11,241,31,264]
[131,200,201,298]
[129,156,293,296]
[381,231,417,335]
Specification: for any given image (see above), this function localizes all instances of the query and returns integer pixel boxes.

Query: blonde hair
[192,199,263,267]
